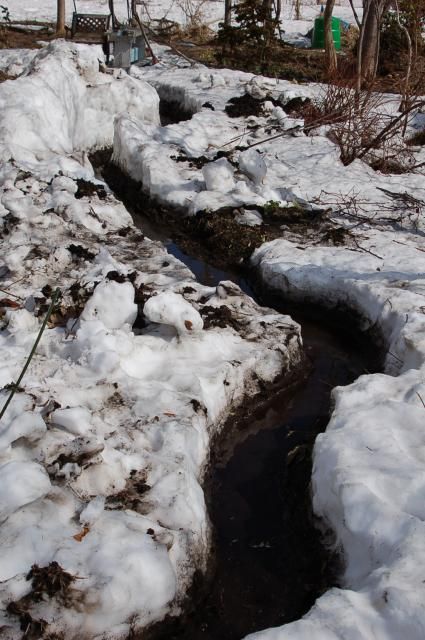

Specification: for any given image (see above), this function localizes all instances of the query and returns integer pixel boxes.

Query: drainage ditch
[92,151,382,640]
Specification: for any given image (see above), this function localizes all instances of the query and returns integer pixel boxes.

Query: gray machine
[106,28,145,68]
[71,0,147,69]
[106,0,146,68]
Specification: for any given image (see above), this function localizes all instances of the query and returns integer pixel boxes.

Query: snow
[2,3,425,638]
[143,291,204,334]
[0,461,51,521]
[110,38,425,640]
[202,157,235,192]
[0,49,38,77]
[0,40,159,177]
[239,149,268,185]
[9,0,363,36]
[0,42,302,638]
[81,280,138,329]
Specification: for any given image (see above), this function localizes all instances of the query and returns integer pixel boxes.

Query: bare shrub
[304,80,425,172]
[313,187,425,232]
[175,0,210,35]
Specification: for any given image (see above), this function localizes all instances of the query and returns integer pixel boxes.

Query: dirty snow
[0,42,302,638]
[111,38,425,640]
[2,0,425,637]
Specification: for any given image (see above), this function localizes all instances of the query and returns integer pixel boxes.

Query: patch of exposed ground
[99,159,352,271]
[0,23,53,50]
[7,562,77,639]
[0,69,13,82]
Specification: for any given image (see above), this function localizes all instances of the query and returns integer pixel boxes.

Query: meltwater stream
[130,212,380,640]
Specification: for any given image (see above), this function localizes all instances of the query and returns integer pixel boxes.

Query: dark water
[133,211,378,640]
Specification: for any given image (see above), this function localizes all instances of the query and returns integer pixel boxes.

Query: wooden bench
[71,13,111,37]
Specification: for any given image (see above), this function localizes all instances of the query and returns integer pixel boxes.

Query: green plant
[218,0,279,61]
[380,2,425,65]
[263,200,281,214]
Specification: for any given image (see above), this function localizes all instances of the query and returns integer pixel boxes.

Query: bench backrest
[71,13,111,36]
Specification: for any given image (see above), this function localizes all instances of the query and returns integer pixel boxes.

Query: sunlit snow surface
[0,43,301,638]
[114,43,425,640]
[10,0,362,34]
[1,6,425,637]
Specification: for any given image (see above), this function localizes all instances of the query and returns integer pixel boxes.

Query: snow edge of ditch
[247,239,425,640]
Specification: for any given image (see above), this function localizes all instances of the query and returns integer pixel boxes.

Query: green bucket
[312,16,341,51]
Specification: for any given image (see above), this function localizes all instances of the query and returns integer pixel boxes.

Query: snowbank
[113,53,425,640]
[0,43,303,639]
[0,40,159,177]
[246,237,425,639]
[114,66,316,214]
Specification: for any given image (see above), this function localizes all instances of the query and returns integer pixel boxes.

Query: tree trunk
[275,0,282,25]
[224,0,232,27]
[56,0,66,36]
[263,0,274,46]
[358,0,390,84]
[324,0,337,74]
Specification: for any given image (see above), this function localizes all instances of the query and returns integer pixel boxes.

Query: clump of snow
[235,208,263,226]
[239,149,267,185]
[51,407,93,436]
[79,495,105,524]
[202,157,235,192]
[0,411,46,450]
[0,461,51,521]
[144,291,204,335]
[81,281,138,330]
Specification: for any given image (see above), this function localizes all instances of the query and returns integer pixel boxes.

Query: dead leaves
[73,526,90,542]
[0,297,20,309]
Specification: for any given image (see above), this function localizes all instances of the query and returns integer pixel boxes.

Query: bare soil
[0,23,53,50]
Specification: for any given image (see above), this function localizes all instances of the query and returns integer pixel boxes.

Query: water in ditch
[126,211,380,640]
[94,161,380,638]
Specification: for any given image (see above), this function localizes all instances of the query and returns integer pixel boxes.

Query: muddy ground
[98,156,352,273]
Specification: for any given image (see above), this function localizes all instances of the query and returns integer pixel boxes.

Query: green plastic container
[312,16,341,51]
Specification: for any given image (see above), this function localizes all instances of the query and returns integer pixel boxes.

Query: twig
[416,392,425,410]
[352,238,383,259]
[0,287,24,301]
[388,350,403,364]
[0,288,61,422]
[348,0,361,28]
